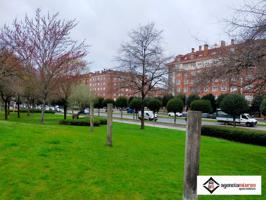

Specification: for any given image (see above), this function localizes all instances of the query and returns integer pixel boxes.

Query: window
[212,86,218,91]
[221,86,227,91]
[230,86,238,92]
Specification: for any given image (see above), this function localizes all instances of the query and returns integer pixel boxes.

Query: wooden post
[90,102,94,133]
[106,103,113,146]
[183,111,202,200]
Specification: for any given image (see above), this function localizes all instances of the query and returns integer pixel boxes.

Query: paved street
[97,111,266,131]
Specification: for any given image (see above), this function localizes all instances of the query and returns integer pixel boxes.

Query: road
[97,111,266,131]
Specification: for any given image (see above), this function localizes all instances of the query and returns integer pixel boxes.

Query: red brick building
[167,40,254,101]
[81,69,135,100]
[82,69,167,100]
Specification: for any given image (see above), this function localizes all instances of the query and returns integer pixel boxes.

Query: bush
[103,98,115,107]
[129,98,142,112]
[166,98,184,113]
[220,94,249,126]
[201,126,266,146]
[59,117,107,126]
[260,99,266,117]
[201,94,216,113]
[187,94,200,108]
[15,109,55,114]
[216,94,229,109]
[166,98,184,123]
[147,98,161,113]
[190,99,212,113]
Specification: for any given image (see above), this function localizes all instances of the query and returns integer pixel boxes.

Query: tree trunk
[7,101,10,115]
[90,103,94,133]
[27,102,31,116]
[233,116,236,127]
[141,106,144,129]
[17,95,20,118]
[106,104,113,146]
[98,108,100,116]
[63,104,67,120]
[174,114,177,124]
[41,100,45,124]
[121,108,123,119]
[4,100,8,120]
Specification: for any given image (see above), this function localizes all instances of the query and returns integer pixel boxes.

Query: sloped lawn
[0,113,265,199]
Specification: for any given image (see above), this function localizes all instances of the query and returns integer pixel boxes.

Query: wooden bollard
[106,103,113,146]
[183,111,202,200]
[90,102,94,133]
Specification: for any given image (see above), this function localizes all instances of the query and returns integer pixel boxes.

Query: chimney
[221,40,226,47]
[204,44,208,56]
[231,39,235,45]
[199,45,202,51]
[191,48,195,53]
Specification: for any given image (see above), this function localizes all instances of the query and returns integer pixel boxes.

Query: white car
[138,111,157,121]
[168,112,183,117]
[216,111,257,127]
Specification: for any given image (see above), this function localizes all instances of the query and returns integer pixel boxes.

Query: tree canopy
[190,99,212,113]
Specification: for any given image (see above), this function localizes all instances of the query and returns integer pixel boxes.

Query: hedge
[59,117,107,127]
[13,109,55,114]
[201,126,266,146]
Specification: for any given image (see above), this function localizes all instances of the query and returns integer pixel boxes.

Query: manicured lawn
[0,112,265,199]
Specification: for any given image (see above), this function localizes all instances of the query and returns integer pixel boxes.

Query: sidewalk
[113,118,186,131]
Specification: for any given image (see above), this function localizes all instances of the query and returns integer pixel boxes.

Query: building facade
[81,70,135,100]
[82,69,167,100]
[167,40,254,101]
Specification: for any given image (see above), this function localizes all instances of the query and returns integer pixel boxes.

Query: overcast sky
[0,0,245,71]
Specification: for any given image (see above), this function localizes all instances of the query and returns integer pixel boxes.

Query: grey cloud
[0,0,245,71]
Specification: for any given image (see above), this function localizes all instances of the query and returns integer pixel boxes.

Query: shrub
[201,126,266,146]
[103,98,115,107]
[190,99,212,113]
[59,117,107,126]
[15,109,55,114]
[166,98,184,123]
[216,94,229,109]
[129,98,142,112]
[201,94,216,113]
[115,96,128,118]
[187,94,200,108]
[220,94,249,127]
[260,99,266,119]
[147,98,161,113]
[162,94,173,107]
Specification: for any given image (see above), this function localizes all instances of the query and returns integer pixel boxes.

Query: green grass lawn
[0,112,265,200]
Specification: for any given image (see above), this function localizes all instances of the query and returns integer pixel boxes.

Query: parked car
[216,110,257,127]
[182,112,188,117]
[126,107,134,113]
[168,112,183,117]
[78,108,90,115]
[138,111,157,121]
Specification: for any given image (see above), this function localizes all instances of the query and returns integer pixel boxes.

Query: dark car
[126,107,134,113]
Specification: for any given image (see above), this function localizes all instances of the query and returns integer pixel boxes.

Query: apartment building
[81,69,135,100]
[82,69,167,100]
[167,40,254,101]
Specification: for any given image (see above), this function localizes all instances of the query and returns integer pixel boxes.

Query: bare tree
[56,60,86,120]
[117,23,170,129]
[0,48,22,119]
[197,1,266,96]
[0,9,87,123]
